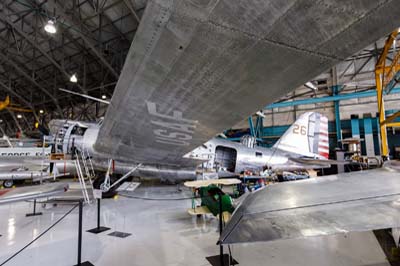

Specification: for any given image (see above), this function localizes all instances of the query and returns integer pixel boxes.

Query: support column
[332,85,342,147]
[363,114,375,157]
[350,115,360,139]
[376,73,389,158]
[248,116,255,137]
[376,116,382,156]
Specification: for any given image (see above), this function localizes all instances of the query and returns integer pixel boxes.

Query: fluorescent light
[17,114,22,119]
[70,74,78,83]
[44,20,57,34]
[101,95,107,99]
[256,111,266,118]
[39,109,44,114]
[305,81,318,91]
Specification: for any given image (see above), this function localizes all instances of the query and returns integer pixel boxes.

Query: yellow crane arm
[376,29,400,71]
[7,106,33,113]
[0,96,10,110]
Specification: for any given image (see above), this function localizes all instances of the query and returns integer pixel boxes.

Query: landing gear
[92,176,118,199]
[3,180,14,188]
[93,163,142,199]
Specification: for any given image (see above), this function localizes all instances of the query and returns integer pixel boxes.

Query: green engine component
[199,185,234,216]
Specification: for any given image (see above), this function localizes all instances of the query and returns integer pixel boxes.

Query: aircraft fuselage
[47,120,321,181]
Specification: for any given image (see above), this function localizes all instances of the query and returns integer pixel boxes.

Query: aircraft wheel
[92,176,118,199]
[3,180,14,188]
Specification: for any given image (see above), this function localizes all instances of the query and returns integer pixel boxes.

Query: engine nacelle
[49,120,100,155]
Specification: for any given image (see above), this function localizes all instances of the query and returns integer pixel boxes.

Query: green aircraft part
[199,185,234,216]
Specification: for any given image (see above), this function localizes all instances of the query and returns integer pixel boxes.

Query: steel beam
[374,30,400,158]
[332,85,342,144]
[248,116,255,137]
[1,15,87,93]
[376,73,389,157]
[266,88,400,109]
[6,109,22,133]
[43,1,119,79]
[87,1,131,43]
[122,0,141,23]
[384,110,400,124]
[0,114,14,135]
[386,122,400,128]
[0,52,63,116]
[2,20,64,76]
[0,80,39,120]
[349,56,373,81]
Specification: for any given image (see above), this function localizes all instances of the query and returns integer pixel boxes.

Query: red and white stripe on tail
[273,112,330,159]
[317,116,329,159]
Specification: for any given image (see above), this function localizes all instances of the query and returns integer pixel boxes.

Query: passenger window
[255,152,262,158]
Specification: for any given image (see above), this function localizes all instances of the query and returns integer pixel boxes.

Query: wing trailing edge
[220,167,400,244]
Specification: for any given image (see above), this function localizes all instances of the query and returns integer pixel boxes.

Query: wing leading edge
[95,0,400,167]
[0,184,69,205]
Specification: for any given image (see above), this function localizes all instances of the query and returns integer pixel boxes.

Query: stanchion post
[97,199,100,228]
[219,192,224,266]
[74,200,94,266]
[87,197,110,234]
[206,191,238,266]
[26,199,43,217]
[77,200,83,265]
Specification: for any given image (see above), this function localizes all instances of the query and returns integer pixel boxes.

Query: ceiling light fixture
[39,109,44,114]
[304,81,318,91]
[101,95,107,99]
[17,114,22,119]
[70,73,78,83]
[44,20,57,34]
[256,111,266,118]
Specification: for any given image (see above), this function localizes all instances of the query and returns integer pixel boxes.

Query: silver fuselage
[44,120,321,181]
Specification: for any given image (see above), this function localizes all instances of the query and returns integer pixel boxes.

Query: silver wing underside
[0,184,68,204]
[220,167,400,244]
[95,0,400,167]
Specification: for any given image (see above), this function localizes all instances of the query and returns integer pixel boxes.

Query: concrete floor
[0,185,391,266]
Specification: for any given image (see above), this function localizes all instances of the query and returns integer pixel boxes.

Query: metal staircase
[74,149,95,204]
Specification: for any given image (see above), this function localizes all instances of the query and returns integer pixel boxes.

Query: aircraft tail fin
[273,112,329,159]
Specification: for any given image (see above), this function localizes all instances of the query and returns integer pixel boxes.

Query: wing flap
[220,168,400,244]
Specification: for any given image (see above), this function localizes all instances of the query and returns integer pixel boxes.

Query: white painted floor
[0,185,391,266]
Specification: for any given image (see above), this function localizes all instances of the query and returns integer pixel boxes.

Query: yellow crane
[375,29,400,157]
[0,96,33,113]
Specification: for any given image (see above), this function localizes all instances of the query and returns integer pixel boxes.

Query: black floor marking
[107,231,132,238]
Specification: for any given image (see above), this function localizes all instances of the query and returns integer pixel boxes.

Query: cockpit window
[71,126,87,136]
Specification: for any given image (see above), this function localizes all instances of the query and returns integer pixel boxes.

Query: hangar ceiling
[0,0,146,131]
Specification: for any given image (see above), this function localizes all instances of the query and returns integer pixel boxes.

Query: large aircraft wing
[94,0,400,167]
[0,184,68,205]
[219,166,400,244]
